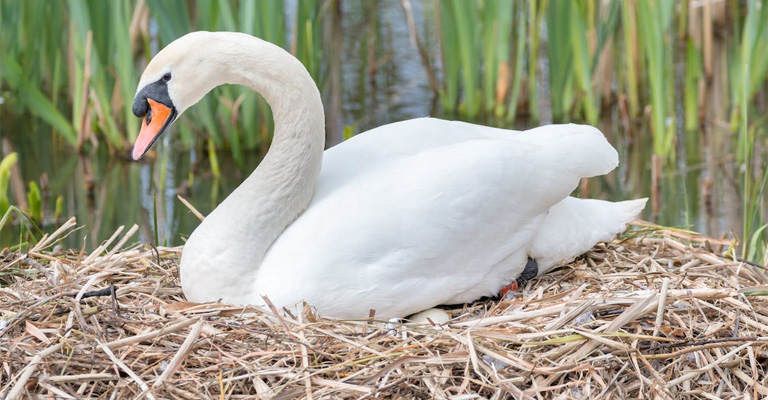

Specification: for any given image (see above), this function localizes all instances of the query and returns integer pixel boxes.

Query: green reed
[450,0,480,117]
[432,0,765,156]
[0,206,39,252]
[26,181,42,224]
[0,153,17,216]
[429,0,768,261]
[525,0,543,122]
[504,1,525,120]
[568,1,597,125]
[0,1,76,145]
[634,0,675,159]
[436,1,457,113]
[619,2,639,118]
[435,0,621,123]
[733,0,768,262]
[546,0,574,121]
[0,0,323,167]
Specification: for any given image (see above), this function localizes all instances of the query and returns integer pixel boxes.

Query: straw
[1,222,767,398]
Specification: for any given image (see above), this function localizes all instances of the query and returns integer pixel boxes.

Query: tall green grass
[435,0,619,124]
[146,0,324,167]
[0,0,325,166]
[0,2,77,145]
[4,1,766,162]
[0,153,17,216]
[1,0,327,244]
[735,0,768,263]
[433,0,765,157]
[430,0,768,261]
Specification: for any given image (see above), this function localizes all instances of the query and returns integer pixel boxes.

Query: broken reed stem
[150,318,204,390]
[667,342,754,387]
[104,318,198,350]
[176,195,205,221]
[45,373,117,383]
[653,277,670,337]
[97,340,157,400]
[31,217,77,252]
[6,342,65,400]
[643,339,766,360]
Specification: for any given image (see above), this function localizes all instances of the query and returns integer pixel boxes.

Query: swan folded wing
[318,119,617,202]
[256,129,619,318]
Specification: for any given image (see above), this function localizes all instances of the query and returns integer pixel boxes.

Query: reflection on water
[2,0,765,251]
[1,126,265,250]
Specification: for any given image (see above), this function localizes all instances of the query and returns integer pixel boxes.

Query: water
[1,1,764,253]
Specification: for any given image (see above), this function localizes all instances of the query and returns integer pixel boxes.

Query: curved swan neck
[183,32,325,275]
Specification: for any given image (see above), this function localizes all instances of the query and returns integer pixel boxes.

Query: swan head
[131,31,322,160]
[131,31,233,160]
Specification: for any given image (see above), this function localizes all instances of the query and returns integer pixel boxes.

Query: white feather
[136,32,646,319]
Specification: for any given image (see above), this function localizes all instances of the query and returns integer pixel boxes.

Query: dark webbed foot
[497,257,539,298]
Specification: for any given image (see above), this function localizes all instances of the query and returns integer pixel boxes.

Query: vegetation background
[0,0,766,263]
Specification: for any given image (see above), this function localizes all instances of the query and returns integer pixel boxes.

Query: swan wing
[256,118,619,317]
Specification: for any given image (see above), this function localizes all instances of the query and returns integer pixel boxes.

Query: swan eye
[162,73,172,83]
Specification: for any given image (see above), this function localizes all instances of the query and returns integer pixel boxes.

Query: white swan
[131,31,646,318]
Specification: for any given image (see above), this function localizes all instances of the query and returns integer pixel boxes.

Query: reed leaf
[481,1,499,114]
[731,0,768,136]
[505,2,526,121]
[0,58,77,145]
[26,181,42,223]
[526,0,542,122]
[0,153,18,216]
[620,0,640,117]
[437,0,459,113]
[684,40,702,132]
[569,2,598,124]
[450,0,480,117]
[547,0,575,121]
[636,0,675,160]
[747,223,768,264]
[68,0,126,147]
[111,0,139,141]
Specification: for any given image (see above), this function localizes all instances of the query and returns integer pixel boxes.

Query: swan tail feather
[529,197,647,275]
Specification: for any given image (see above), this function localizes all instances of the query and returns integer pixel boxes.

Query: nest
[2,218,768,399]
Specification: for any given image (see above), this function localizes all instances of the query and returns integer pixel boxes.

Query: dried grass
[2,219,768,399]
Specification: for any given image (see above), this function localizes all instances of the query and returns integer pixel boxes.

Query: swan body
[131,31,646,318]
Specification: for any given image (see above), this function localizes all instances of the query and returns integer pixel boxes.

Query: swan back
[252,119,633,317]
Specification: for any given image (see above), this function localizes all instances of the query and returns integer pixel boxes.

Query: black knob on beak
[132,95,148,118]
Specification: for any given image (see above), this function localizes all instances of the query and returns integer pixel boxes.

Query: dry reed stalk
[1,221,768,399]
[177,195,205,222]
[399,0,439,95]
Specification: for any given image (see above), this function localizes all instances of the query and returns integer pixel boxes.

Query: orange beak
[132,99,176,160]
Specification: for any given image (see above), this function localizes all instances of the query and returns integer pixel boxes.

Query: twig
[104,318,198,350]
[177,194,205,221]
[653,278,670,337]
[5,342,64,400]
[31,217,77,252]
[97,339,157,400]
[45,373,118,383]
[150,318,204,389]
[666,342,754,387]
